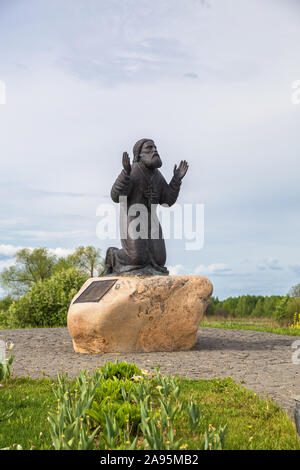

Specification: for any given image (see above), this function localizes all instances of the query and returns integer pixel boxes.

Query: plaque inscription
[74,279,117,304]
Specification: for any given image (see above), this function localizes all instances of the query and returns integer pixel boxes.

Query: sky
[0,0,299,299]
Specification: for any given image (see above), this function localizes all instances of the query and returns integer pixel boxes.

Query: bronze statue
[104,138,188,275]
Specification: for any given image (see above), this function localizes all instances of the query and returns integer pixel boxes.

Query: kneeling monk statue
[104,138,188,276]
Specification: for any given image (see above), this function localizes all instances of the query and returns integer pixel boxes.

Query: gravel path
[1,327,299,416]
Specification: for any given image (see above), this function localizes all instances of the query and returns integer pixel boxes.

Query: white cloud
[257,258,283,271]
[48,247,74,257]
[0,245,28,257]
[194,263,233,276]
[0,259,15,270]
[167,264,186,275]
[14,230,91,240]
[0,244,74,260]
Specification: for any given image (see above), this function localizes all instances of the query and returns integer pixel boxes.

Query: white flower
[132,375,143,381]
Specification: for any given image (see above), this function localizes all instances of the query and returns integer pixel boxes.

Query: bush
[3,268,88,328]
[0,296,14,328]
[286,297,300,323]
[100,361,142,380]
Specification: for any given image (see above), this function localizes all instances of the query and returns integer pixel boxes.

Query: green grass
[0,374,299,450]
[200,316,300,336]
[177,377,300,450]
[0,377,57,450]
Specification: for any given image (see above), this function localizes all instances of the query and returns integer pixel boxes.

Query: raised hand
[122,151,131,175]
[173,160,189,180]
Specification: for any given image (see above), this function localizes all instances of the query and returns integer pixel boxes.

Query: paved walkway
[0,327,299,416]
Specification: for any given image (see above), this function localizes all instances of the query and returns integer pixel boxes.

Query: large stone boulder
[67,275,213,354]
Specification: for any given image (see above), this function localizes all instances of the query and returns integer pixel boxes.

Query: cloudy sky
[0,0,299,299]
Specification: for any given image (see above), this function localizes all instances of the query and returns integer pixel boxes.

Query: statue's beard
[140,153,162,169]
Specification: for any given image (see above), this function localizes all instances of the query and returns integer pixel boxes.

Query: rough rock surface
[67,275,213,353]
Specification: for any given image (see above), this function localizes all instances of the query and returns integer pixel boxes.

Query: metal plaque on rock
[74,279,117,304]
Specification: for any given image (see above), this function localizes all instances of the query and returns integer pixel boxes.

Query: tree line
[207,290,300,324]
[0,246,299,328]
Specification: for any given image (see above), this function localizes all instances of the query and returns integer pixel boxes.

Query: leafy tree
[274,295,290,323]
[252,298,265,317]
[235,296,257,317]
[0,295,14,312]
[0,295,14,328]
[57,246,104,277]
[4,268,88,328]
[53,255,77,273]
[221,297,239,317]
[206,297,219,316]
[0,245,105,298]
[0,248,57,297]
[289,284,300,298]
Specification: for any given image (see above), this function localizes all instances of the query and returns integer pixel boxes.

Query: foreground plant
[291,313,300,330]
[0,344,14,382]
[203,424,227,450]
[47,369,102,450]
[86,361,226,450]
[48,360,227,451]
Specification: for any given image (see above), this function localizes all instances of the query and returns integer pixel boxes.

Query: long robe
[104,161,182,275]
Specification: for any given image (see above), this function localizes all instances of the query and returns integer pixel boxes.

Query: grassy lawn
[0,377,57,450]
[200,316,300,336]
[0,374,299,450]
[178,378,300,450]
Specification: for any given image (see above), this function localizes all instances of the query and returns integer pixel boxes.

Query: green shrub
[100,361,142,380]
[273,295,300,325]
[0,296,14,312]
[0,296,14,329]
[0,311,9,329]
[88,365,142,432]
[4,268,88,328]
[286,297,300,324]
[93,377,133,403]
